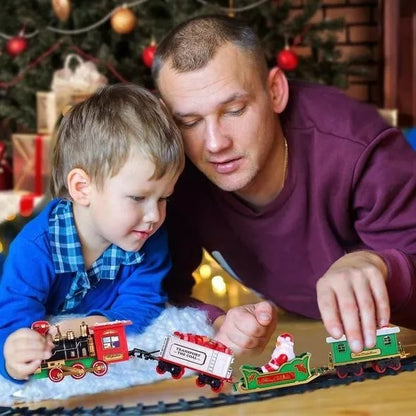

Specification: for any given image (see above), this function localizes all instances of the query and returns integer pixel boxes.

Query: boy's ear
[268,67,289,114]
[67,168,91,206]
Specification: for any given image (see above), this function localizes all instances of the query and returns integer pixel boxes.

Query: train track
[1,355,416,416]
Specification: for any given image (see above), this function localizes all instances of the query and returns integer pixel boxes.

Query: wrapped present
[0,142,13,191]
[37,54,108,134]
[12,134,51,195]
[0,190,44,221]
[36,91,60,134]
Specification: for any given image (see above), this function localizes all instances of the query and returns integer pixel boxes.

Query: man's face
[157,44,280,195]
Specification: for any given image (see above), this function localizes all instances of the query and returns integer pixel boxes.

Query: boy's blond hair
[50,83,184,199]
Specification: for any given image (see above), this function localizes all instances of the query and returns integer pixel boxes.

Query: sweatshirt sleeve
[352,127,416,328]
[163,196,226,323]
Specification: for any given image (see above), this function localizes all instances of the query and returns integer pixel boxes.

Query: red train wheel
[48,367,64,382]
[171,365,185,379]
[336,368,348,379]
[372,361,386,374]
[389,359,402,371]
[210,379,224,393]
[92,360,108,377]
[71,363,86,379]
[156,362,167,374]
[195,376,205,388]
[353,366,364,376]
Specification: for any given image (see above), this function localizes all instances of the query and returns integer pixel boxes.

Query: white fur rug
[0,306,213,405]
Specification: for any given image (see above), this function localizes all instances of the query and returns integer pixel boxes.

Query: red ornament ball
[142,44,157,68]
[6,36,28,57]
[277,47,299,71]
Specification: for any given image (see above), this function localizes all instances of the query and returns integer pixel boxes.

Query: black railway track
[1,355,416,416]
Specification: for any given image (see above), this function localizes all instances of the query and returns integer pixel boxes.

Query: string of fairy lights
[0,0,271,40]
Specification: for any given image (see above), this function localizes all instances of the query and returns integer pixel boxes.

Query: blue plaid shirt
[49,199,144,312]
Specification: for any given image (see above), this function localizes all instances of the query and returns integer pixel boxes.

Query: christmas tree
[0,0,365,132]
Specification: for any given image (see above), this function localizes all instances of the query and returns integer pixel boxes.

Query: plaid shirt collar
[49,199,143,311]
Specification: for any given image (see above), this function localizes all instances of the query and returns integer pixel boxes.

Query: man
[152,15,416,355]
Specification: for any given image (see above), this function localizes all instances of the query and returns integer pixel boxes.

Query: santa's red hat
[277,333,294,343]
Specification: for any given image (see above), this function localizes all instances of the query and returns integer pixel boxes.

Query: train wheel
[372,361,386,374]
[336,368,348,379]
[48,367,64,382]
[92,360,108,377]
[353,366,364,377]
[389,359,402,371]
[156,361,167,374]
[171,365,185,379]
[71,363,86,379]
[210,378,224,393]
[195,376,205,388]
[195,377,205,387]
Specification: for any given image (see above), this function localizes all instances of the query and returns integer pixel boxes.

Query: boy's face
[85,151,178,253]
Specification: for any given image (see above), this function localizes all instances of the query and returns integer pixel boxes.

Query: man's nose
[204,121,231,152]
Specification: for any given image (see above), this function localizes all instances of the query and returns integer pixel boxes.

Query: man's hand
[4,328,54,380]
[213,301,277,356]
[316,250,390,353]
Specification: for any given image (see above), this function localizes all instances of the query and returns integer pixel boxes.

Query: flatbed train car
[29,320,410,394]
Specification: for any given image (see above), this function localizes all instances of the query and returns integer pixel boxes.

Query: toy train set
[30,319,410,394]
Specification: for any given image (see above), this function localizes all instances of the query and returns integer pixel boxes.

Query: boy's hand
[213,301,277,356]
[4,328,54,380]
[317,250,390,353]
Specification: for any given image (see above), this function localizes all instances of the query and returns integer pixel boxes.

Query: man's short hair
[152,14,268,83]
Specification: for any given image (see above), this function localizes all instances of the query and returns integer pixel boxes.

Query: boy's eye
[130,196,144,202]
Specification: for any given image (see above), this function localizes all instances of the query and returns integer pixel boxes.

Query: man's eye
[179,119,199,129]
[226,107,245,116]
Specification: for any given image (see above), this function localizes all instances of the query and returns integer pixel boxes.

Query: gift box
[0,190,44,221]
[36,91,90,134]
[36,91,61,134]
[37,54,108,134]
[12,134,51,195]
[0,142,13,191]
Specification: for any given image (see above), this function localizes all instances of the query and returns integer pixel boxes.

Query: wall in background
[291,0,381,104]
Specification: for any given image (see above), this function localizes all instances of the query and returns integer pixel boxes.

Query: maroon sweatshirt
[165,81,416,330]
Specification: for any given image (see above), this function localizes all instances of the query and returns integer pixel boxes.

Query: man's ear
[268,67,289,114]
[67,168,91,206]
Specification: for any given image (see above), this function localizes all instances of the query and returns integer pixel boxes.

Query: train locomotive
[30,319,410,394]
[31,320,132,382]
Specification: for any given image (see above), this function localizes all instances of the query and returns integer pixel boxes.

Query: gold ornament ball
[51,0,71,21]
[111,8,137,34]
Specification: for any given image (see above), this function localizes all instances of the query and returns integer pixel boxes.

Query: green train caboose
[326,326,408,378]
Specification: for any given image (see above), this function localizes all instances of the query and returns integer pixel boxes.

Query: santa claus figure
[260,333,295,373]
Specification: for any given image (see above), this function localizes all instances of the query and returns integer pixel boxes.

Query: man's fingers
[254,301,275,325]
[317,281,344,340]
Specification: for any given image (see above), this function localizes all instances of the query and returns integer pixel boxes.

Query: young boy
[0,83,184,383]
